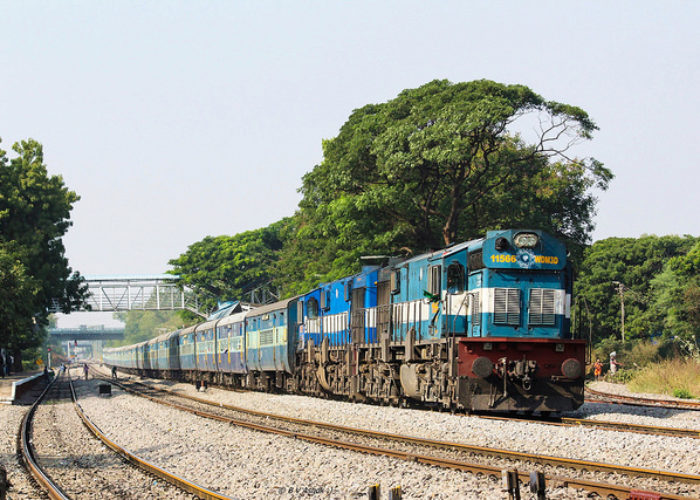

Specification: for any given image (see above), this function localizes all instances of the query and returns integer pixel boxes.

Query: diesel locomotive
[104,229,585,413]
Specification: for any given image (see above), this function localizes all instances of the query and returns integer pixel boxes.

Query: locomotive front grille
[494,288,520,325]
[529,288,556,325]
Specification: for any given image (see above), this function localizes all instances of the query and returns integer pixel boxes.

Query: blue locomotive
[104,229,585,412]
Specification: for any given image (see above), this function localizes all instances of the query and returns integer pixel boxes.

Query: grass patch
[628,358,700,399]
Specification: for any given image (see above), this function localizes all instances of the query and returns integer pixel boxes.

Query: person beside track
[594,359,603,381]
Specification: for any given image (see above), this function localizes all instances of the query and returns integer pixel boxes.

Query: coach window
[447,263,465,294]
[307,297,319,319]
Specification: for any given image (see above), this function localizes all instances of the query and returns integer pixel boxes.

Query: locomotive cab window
[390,270,400,294]
[428,265,441,295]
[446,263,465,294]
[307,297,319,319]
[468,250,484,271]
[321,290,330,310]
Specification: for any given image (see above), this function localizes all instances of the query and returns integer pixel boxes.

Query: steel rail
[559,416,700,438]
[102,375,697,500]
[474,413,700,439]
[67,375,232,500]
[19,371,71,500]
[586,387,700,411]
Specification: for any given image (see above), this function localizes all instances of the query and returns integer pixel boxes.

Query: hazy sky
[2,2,698,325]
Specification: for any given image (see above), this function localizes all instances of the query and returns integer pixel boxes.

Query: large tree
[169,220,288,309]
[0,138,88,362]
[279,79,611,294]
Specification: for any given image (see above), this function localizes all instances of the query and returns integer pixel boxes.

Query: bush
[628,358,700,398]
[673,388,693,399]
[610,368,637,384]
[592,338,688,373]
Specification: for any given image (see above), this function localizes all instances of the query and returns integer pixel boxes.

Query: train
[104,229,585,413]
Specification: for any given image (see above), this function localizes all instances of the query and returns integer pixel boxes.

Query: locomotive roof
[398,237,483,266]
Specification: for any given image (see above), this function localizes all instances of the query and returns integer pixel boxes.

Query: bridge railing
[50,275,211,318]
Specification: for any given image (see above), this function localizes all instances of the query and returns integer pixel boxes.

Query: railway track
[98,371,700,500]
[19,372,69,499]
[20,368,231,499]
[586,386,700,411]
[475,413,700,439]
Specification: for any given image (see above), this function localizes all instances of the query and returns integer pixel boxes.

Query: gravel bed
[30,370,193,499]
[0,405,44,499]
[80,372,591,499]
[109,370,699,479]
[589,381,700,402]
[566,401,700,427]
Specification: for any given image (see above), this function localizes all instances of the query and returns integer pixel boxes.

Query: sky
[1,1,698,327]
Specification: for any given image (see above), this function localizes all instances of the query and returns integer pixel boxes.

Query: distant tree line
[575,236,699,348]
[0,139,88,369]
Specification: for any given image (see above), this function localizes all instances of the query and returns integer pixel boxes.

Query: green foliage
[610,368,637,384]
[109,310,189,347]
[0,139,89,320]
[0,243,40,350]
[169,220,289,309]
[278,79,610,292]
[673,388,692,399]
[574,235,699,344]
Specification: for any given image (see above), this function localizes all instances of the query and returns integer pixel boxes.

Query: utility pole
[612,281,625,343]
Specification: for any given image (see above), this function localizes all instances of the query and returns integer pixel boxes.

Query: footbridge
[50,274,209,318]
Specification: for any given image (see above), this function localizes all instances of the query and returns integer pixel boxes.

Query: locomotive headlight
[514,232,539,248]
[483,342,493,351]
[555,343,564,352]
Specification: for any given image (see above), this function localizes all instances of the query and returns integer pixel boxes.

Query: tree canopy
[278,79,611,293]
[110,310,187,346]
[169,220,288,309]
[574,235,699,346]
[0,138,88,355]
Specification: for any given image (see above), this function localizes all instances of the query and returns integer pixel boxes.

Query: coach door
[350,287,365,344]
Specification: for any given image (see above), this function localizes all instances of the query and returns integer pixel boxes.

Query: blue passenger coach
[245,297,299,376]
[178,325,197,372]
[216,310,247,376]
[195,317,218,374]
